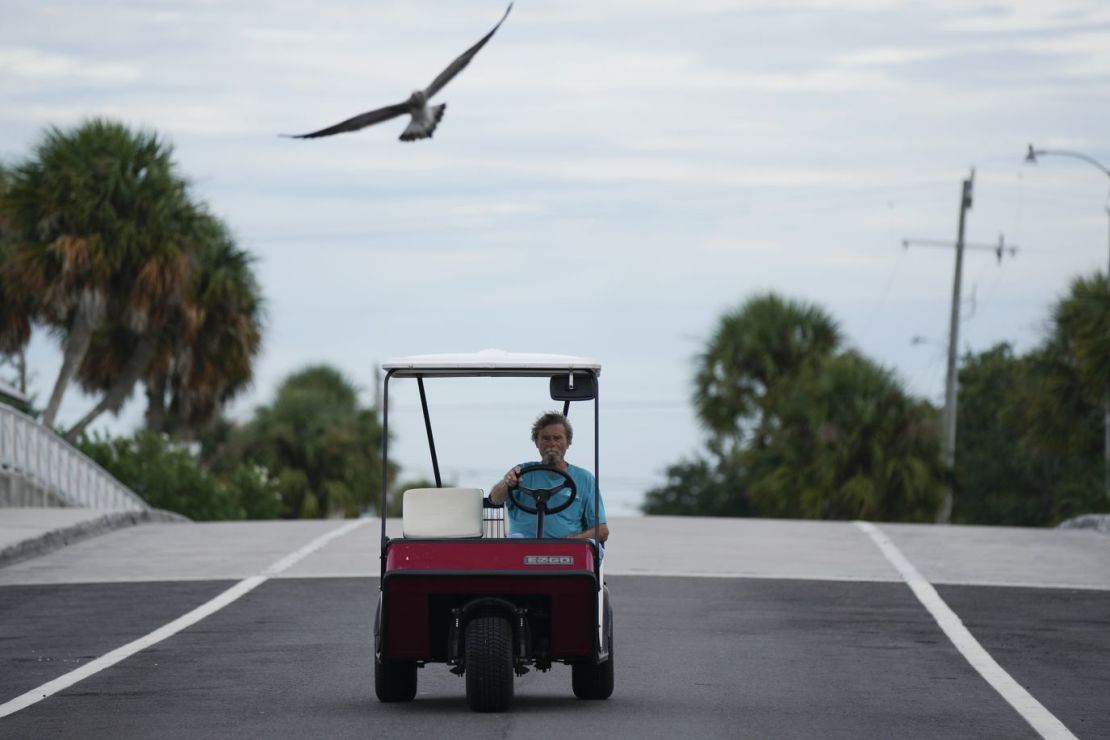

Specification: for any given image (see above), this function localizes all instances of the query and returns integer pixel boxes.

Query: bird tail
[400,104,447,142]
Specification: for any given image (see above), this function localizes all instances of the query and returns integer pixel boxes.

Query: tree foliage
[1050,273,1109,405]
[76,212,266,438]
[0,118,263,440]
[650,276,1108,526]
[744,353,943,521]
[642,455,751,517]
[694,293,841,447]
[0,165,34,355]
[954,274,1109,525]
[647,292,945,521]
[203,365,393,518]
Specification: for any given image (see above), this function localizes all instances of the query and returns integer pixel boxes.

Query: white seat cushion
[402,487,484,538]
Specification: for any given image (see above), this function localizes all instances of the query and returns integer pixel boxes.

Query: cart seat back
[402,487,484,538]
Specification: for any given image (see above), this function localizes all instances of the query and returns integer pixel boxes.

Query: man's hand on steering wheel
[502,466,521,492]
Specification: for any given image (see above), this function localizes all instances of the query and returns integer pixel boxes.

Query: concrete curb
[0,509,190,568]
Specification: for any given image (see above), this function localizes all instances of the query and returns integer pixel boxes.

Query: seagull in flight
[284,4,512,142]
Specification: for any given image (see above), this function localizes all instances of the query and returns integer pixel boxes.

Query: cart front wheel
[465,615,514,712]
[572,648,613,700]
[374,656,417,702]
[572,598,614,700]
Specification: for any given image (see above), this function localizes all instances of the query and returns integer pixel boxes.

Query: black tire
[373,593,416,703]
[572,594,614,700]
[374,656,417,702]
[571,649,613,699]
[465,615,515,712]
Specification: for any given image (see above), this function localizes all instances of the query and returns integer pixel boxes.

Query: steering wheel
[508,463,578,516]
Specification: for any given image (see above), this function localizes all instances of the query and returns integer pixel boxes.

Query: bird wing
[283,101,411,139]
[422,3,512,99]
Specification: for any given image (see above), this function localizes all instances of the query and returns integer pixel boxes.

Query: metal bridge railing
[0,404,149,511]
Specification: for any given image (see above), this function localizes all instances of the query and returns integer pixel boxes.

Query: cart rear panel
[380,539,600,660]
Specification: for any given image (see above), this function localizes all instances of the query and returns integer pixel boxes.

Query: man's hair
[531,411,573,445]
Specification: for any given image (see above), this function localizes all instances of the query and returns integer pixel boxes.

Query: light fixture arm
[1026,144,1110,179]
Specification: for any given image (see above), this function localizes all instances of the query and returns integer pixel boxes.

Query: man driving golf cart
[375,351,613,711]
[489,411,609,544]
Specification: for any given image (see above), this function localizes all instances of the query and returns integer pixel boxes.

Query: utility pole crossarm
[903,235,1018,264]
[903,238,1018,253]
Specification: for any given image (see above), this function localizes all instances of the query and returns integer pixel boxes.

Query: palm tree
[746,352,945,521]
[63,223,192,442]
[64,208,264,441]
[1,118,192,429]
[148,213,265,436]
[0,166,33,357]
[693,292,841,447]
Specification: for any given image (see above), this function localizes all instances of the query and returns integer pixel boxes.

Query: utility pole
[903,169,1019,524]
[940,171,974,524]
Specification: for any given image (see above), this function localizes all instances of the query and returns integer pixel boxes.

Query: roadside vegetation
[644,282,1109,526]
[952,273,1109,525]
[76,365,395,521]
[197,365,396,519]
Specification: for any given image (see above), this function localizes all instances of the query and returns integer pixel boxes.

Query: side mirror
[550,372,597,401]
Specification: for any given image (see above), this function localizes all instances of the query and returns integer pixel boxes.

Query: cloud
[448,202,546,218]
[0,47,140,83]
[836,47,949,68]
[1023,30,1110,77]
[937,1,1110,33]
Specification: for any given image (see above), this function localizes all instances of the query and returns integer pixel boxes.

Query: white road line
[0,518,368,719]
[855,521,1077,740]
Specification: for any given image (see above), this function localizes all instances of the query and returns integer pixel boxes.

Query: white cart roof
[382,349,601,378]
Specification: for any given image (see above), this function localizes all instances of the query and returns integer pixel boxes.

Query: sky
[3,1,1109,515]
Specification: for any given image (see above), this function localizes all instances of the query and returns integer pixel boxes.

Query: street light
[1024,143,1110,501]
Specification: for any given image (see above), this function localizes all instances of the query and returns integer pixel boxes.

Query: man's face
[535,423,570,466]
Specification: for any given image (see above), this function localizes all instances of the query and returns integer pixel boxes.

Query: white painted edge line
[854,521,1076,740]
[0,518,368,719]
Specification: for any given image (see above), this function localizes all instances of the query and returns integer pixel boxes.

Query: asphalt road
[3,574,1108,739]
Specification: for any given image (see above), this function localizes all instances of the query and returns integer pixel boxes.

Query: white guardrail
[0,404,149,511]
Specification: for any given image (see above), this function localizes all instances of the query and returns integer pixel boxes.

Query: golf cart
[373,351,613,712]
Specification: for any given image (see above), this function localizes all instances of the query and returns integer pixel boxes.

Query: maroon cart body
[379,539,602,663]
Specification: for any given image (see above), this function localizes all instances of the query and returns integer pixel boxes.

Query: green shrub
[80,431,244,521]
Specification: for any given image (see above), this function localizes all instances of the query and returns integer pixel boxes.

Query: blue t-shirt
[504,462,606,539]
